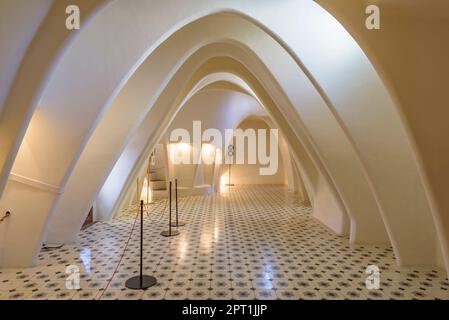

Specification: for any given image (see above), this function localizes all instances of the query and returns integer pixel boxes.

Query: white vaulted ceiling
[0,0,447,277]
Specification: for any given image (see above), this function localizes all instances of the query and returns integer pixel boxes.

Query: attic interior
[0,0,448,300]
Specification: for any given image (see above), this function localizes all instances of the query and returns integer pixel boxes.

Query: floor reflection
[0,186,448,300]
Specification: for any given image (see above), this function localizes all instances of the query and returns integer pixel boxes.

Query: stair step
[149,180,166,190]
[152,189,168,200]
[149,170,166,181]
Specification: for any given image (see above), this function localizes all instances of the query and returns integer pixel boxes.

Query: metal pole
[175,179,179,226]
[160,181,179,237]
[146,173,150,205]
[125,200,157,290]
[147,156,151,205]
[136,178,139,205]
[140,200,143,287]
[169,181,172,236]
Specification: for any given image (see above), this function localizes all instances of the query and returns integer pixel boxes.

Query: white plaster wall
[317,0,449,272]
[0,0,52,113]
[0,0,107,195]
[229,117,286,186]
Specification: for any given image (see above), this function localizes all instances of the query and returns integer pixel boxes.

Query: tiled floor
[1,185,448,300]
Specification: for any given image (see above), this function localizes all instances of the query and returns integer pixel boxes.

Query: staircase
[147,144,168,200]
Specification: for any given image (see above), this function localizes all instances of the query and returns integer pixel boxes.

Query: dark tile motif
[0,186,447,300]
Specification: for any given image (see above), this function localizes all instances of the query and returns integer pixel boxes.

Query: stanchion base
[160,230,180,237]
[170,221,186,227]
[125,275,157,290]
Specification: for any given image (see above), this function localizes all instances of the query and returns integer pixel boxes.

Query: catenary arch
[45,46,351,246]
[99,73,309,222]
[36,11,433,268]
[191,81,304,198]
[104,73,310,224]
[166,77,304,200]
[0,11,428,268]
[39,13,389,252]
[99,73,288,221]
[147,91,299,199]
[0,4,441,272]
[189,81,307,199]
[0,0,108,194]
[201,95,301,198]
[41,15,393,249]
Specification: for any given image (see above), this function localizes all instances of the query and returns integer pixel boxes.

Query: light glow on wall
[140,177,152,204]
[201,143,216,165]
[168,142,191,164]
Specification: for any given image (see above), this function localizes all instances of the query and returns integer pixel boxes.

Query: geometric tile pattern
[1,186,448,299]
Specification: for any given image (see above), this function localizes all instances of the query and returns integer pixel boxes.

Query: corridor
[1,186,447,300]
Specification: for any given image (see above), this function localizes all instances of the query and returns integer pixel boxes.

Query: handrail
[0,211,11,223]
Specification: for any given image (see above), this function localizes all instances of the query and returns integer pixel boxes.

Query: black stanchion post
[169,181,172,235]
[161,181,179,237]
[175,179,177,226]
[125,200,157,289]
[171,179,186,227]
[140,199,143,286]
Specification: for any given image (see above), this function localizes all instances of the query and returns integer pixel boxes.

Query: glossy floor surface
[1,186,448,300]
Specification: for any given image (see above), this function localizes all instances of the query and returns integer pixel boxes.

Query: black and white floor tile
[0,186,448,300]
